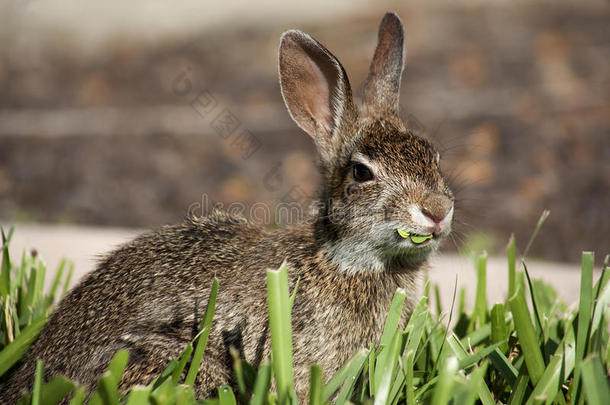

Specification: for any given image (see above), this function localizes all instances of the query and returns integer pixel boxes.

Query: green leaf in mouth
[410,234,433,244]
[397,228,433,244]
[397,228,411,239]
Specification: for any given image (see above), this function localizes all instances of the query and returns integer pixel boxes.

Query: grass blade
[218,385,237,405]
[185,277,219,386]
[39,376,76,405]
[507,234,517,300]
[322,349,369,402]
[368,344,376,395]
[68,387,87,405]
[172,343,193,383]
[522,261,543,337]
[1,227,15,297]
[403,349,416,405]
[509,286,545,385]
[571,252,594,403]
[0,313,47,377]
[379,288,406,348]
[508,366,532,405]
[250,361,271,405]
[97,349,129,405]
[47,258,66,305]
[522,210,550,260]
[473,252,488,327]
[61,261,74,298]
[308,365,323,405]
[32,360,44,405]
[491,303,509,353]
[431,356,458,405]
[525,354,562,405]
[488,348,518,385]
[373,331,401,405]
[124,386,151,405]
[375,289,406,393]
[457,341,504,370]
[581,354,610,405]
[266,261,295,404]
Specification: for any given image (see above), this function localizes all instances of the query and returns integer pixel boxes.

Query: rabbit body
[1,12,454,403]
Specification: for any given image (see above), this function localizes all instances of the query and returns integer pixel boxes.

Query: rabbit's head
[279,13,454,273]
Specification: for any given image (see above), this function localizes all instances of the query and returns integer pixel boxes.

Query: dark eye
[352,163,373,182]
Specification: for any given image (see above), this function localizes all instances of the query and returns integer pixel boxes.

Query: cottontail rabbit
[1,12,454,403]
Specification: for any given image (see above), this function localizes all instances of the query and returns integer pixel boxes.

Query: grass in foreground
[0,219,609,404]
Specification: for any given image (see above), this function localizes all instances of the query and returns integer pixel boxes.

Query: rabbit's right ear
[279,30,356,162]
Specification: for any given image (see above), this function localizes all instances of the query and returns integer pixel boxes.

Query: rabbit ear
[279,30,356,161]
[363,12,405,117]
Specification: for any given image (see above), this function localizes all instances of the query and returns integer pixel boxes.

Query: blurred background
[0,0,608,267]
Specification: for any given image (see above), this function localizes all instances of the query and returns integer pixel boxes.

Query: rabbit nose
[420,196,454,233]
[422,208,449,224]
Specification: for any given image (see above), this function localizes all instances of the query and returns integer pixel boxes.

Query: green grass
[0,221,609,404]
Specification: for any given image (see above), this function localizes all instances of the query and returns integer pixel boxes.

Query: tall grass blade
[172,343,193,383]
[507,234,516,300]
[97,349,129,405]
[509,286,545,385]
[403,349,416,405]
[39,376,75,405]
[522,262,543,336]
[379,288,406,349]
[308,365,323,405]
[431,356,458,405]
[250,361,271,405]
[571,251,594,403]
[522,210,550,260]
[124,386,151,405]
[47,259,66,305]
[490,303,509,353]
[68,387,87,405]
[289,277,300,312]
[322,349,368,403]
[61,261,74,298]
[1,227,15,297]
[267,262,295,404]
[473,251,488,327]
[434,285,442,317]
[581,354,610,405]
[374,289,406,394]
[488,348,518,385]
[217,385,237,405]
[508,367,531,405]
[373,331,401,405]
[32,360,44,405]
[525,354,562,405]
[185,277,219,387]
[0,313,47,377]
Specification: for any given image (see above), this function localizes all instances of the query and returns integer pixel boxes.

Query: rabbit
[1,12,454,403]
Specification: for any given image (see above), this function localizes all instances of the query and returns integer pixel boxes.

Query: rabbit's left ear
[363,12,405,117]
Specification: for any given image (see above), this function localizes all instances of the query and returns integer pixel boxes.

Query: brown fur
[1,12,454,403]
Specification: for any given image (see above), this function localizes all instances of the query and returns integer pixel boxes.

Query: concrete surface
[2,223,599,309]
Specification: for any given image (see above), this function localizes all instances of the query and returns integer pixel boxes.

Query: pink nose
[422,208,450,224]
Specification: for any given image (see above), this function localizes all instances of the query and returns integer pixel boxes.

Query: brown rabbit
[1,12,454,403]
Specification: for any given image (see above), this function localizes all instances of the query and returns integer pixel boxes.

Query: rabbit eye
[352,163,374,182]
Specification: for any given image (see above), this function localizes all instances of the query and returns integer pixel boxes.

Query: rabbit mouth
[396,228,434,245]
